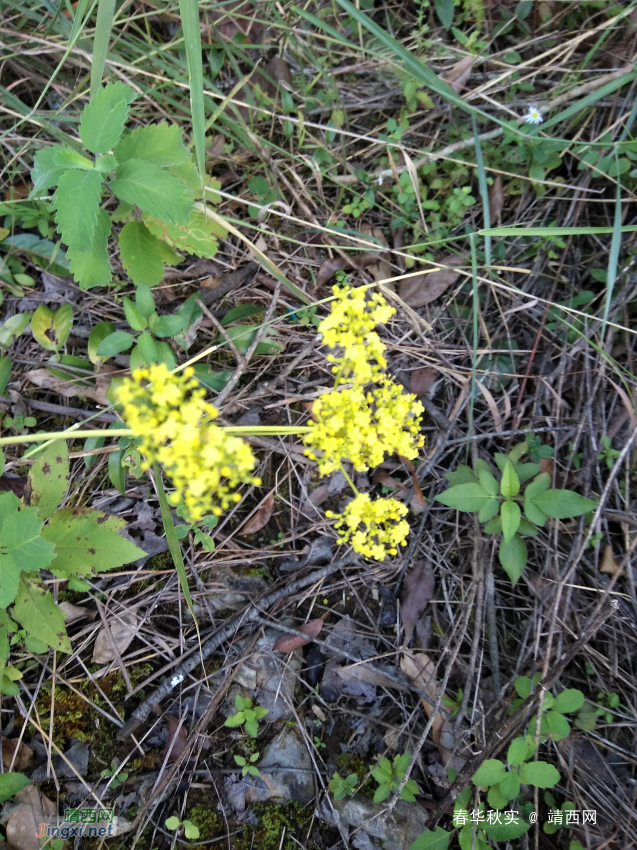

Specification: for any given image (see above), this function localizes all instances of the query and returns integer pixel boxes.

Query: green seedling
[234,752,260,777]
[313,736,326,750]
[371,752,419,804]
[224,694,269,738]
[101,758,128,788]
[328,772,358,799]
[442,688,464,719]
[165,817,200,840]
[598,435,620,470]
[511,675,585,742]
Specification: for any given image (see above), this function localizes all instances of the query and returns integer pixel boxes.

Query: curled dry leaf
[273,617,324,653]
[2,737,34,772]
[398,255,466,308]
[6,785,57,850]
[92,611,137,663]
[600,544,620,576]
[488,174,504,225]
[165,716,188,762]
[539,456,554,477]
[59,601,96,623]
[410,366,437,397]
[442,55,474,94]
[401,562,435,645]
[238,492,275,536]
[335,663,408,692]
[25,364,119,407]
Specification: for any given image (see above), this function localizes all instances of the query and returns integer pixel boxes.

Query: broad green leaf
[80,82,134,153]
[88,320,116,364]
[136,283,156,318]
[216,325,283,355]
[394,752,410,773]
[30,145,69,196]
[0,772,31,803]
[498,533,527,585]
[136,332,158,364]
[555,689,585,713]
[524,473,551,500]
[192,364,232,392]
[500,459,520,497]
[475,459,495,477]
[516,462,541,482]
[66,207,112,289]
[487,782,509,809]
[498,770,520,801]
[111,160,193,225]
[524,500,547,527]
[165,816,181,830]
[221,304,264,326]
[410,827,451,850]
[12,579,71,653]
[373,785,391,803]
[518,517,539,536]
[83,435,106,470]
[478,469,499,496]
[508,441,528,463]
[0,492,54,607]
[151,314,188,338]
[114,123,191,166]
[434,0,454,29]
[501,500,521,543]
[472,759,506,787]
[457,825,472,850]
[169,159,201,195]
[122,295,147,331]
[545,710,571,740]
[482,818,530,841]
[484,515,502,534]
[119,221,166,287]
[144,210,222,257]
[0,357,11,395]
[478,498,499,523]
[435,483,493,512]
[28,441,69,519]
[155,341,177,369]
[96,331,135,356]
[5,233,70,276]
[31,303,73,352]
[0,313,32,349]
[518,760,560,788]
[108,448,126,494]
[183,822,199,840]
[507,736,530,766]
[53,169,103,253]
[493,452,508,474]
[515,676,532,699]
[529,489,596,519]
[41,508,145,575]
[95,154,118,172]
[52,149,94,170]
[444,465,478,486]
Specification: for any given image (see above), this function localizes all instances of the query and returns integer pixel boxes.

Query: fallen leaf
[200,274,224,289]
[273,618,324,653]
[165,716,188,762]
[206,134,227,160]
[401,562,435,645]
[335,663,408,691]
[2,737,34,772]
[442,55,474,93]
[6,785,57,850]
[238,492,275,536]
[372,469,410,494]
[316,253,387,287]
[59,601,95,623]
[539,456,554,477]
[411,367,437,396]
[488,175,504,225]
[25,364,119,407]
[92,611,137,663]
[398,255,466,307]
[600,544,620,575]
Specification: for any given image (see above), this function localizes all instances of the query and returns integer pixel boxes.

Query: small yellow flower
[115,364,261,521]
[327,494,409,560]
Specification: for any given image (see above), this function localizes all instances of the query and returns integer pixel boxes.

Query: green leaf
[244,718,259,737]
[517,517,538,536]
[498,770,520,801]
[373,785,391,803]
[12,579,71,653]
[52,149,95,170]
[28,441,69,519]
[53,169,103,253]
[501,500,521,543]
[152,314,188,338]
[30,145,69,196]
[472,759,506,787]
[0,772,30,803]
[80,82,134,153]
[516,462,541,482]
[136,283,156,318]
[224,712,245,728]
[83,435,106,470]
[0,357,11,395]
[487,782,509,809]
[5,233,70,276]
[498,534,527,586]
[529,489,597,519]
[97,331,135,356]
[144,210,222,258]
[66,207,113,289]
[518,760,560,788]
[524,473,551,500]
[119,221,166,287]
[123,296,146,331]
[555,689,585,713]
[111,160,193,225]
[31,303,73,352]
[114,123,191,166]
[41,508,145,575]
[507,736,530,767]
[108,448,126,494]
[434,0,454,29]
[136,332,158,365]
[482,817,530,841]
[410,827,451,850]
[444,465,478,486]
[484,515,502,534]
[457,825,472,850]
[545,710,571,740]
[0,492,54,603]
[478,469,499,496]
[395,752,410,774]
[95,154,118,172]
[435,483,493,512]
[88,321,116,364]
[165,816,181,831]
[524,500,547,527]
[493,453,508,474]
[183,822,200,840]
[478,498,499,523]
[500,459,520,497]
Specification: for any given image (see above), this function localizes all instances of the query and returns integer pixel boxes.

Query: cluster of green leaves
[436,440,596,585]
[511,675,585,742]
[166,816,200,840]
[328,771,358,799]
[101,757,128,788]
[224,694,269,738]
[29,81,224,291]
[234,751,260,777]
[546,290,596,343]
[371,752,419,803]
[0,441,144,693]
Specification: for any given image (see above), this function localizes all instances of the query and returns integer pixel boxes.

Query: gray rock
[244,727,316,805]
[321,796,429,850]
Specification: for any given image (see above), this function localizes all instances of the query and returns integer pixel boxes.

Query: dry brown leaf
[206,134,227,160]
[165,716,188,762]
[398,255,466,307]
[2,737,33,771]
[372,469,409,494]
[411,367,437,396]
[600,544,620,576]
[442,55,474,93]
[6,785,56,850]
[401,562,435,645]
[488,174,504,225]
[92,611,137,663]
[59,601,95,623]
[539,456,554,477]
[273,618,324,653]
[316,253,386,287]
[238,493,275,536]
[25,364,118,407]
[335,663,408,691]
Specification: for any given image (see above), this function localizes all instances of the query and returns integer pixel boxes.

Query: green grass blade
[178,0,206,182]
[91,0,117,97]
[602,148,623,341]
[468,233,479,455]
[473,116,490,266]
[479,226,637,237]
[541,70,637,131]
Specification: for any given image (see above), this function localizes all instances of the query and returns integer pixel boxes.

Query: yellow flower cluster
[115,364,260,521]
[326,495,410,560]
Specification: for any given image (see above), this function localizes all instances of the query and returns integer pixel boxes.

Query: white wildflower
[525,105,543,125]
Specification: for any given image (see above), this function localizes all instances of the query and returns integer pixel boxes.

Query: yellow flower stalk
[115,364,261,521]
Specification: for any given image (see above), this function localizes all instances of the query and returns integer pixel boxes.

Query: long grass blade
[602,148,623,342]
[472,116,490,266]
[479,225,637,237]
[178,0,206,182]
[91,0,117,97]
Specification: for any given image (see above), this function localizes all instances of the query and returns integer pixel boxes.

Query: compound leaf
[28,441,69,519]
[111,160,193,224]
[80,82,134,153]
[41,508,146,575]
[435,483,493,512]
[67,208,113,289]
[53,169,103,253]
[12,579,71,653]
[498,533,527,586]
[114,122,191,166]
[528,489,596,519]
[119,221,165,286]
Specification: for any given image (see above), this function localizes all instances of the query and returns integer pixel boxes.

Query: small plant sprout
[442,688,464,718]
[328,772,358,799]
[224,694,269,737]
[525,105,544,125]
[165,817,200,840]
[313,735,326,750]
[101,758,128,788]
[371,753,419,803]
[598,435,620,469]
[234,752,260,777]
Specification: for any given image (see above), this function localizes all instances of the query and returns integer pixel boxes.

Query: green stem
[338,460,359,495]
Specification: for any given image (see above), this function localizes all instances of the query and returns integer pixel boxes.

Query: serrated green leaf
[66,207,113,289]
[144,210,222,257]
[168,159,202,195]
[501,500,521,543]
[114,122,191,166]
[410,827,451,850]
[519,760,560,788]
[444,465,478,486]
[31,303,73,352]
[152,313,188,338]
[545,710,571,740]
[507,736,529,766]
[482,817,530,841]
[0,772,31,803]
[529,489,596,519]
[0,493,54,605]
[80,82,134,153]
[524,473,551,500]
[373,785,391,803]
[498,770,520,801]
[498,533,527,585]
[96,331,135,356]
[53,169,103,253]
[12,579,71,653]
[487,782,509,809]
[136,283,156,318]
[111,160,193,224]
[555,688,585,714]
[524,500,547,527]
[394,752,410,774]
[52,149,94,170]
[88,321,116,364]
[95,154,118,172]
[475,458,495,477]
[478,498,499,523]
[119,221,166,287]
[484,515,502,534]
[472,759,506,786]
[501,459,520,497]
[517,517,538,536]
[123,296,147,331]
[30,145,69,196]
[435,483,493,512]
[493,452,508,474]
[516,462,541,482]
[28,441,69,519]
[41,508,145,576]
[478,469,499,496]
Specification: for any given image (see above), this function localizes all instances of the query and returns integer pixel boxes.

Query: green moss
[235,801,310,850]
[185,804,222,841]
